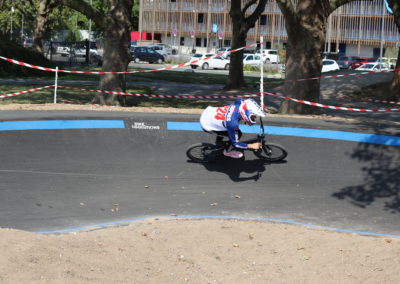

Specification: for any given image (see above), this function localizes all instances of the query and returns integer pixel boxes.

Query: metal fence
[45,40,102,67]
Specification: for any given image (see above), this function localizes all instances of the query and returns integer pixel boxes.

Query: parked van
[337,56,360,69]
[254,49,279,63]
[146,43,177,56]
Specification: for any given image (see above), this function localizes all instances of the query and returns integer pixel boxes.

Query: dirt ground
[1,104,400,284]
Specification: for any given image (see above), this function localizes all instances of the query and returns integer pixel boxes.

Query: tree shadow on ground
[332,142,400,213]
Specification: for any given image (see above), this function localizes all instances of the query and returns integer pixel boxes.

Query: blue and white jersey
[200,99,248,149]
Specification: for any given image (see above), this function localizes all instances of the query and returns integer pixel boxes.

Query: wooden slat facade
[139,0,399,55]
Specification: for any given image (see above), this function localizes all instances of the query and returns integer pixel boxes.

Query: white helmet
[239,99,266,125]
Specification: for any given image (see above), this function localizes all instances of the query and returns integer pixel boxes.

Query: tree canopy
[0,0,139,42]
[1,0,398,107]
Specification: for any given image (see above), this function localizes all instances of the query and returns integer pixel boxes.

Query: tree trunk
[225,21,246,89]
[33,0,55,53]
[226,0,267,90]
[278,0,330,115]
[389,47,400,101]
[279,25,324,115]
[92,0,133,106]
[388,0,400,100]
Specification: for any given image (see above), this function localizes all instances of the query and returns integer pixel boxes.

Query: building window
[180,37,184,46]
[198,13,204,23]
[171,0,176,2]
[195,38,202,47]
[203,38,207,47]
[223,39,231,47]
[260,15,267,25]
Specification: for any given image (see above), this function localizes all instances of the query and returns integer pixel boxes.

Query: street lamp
[88,0,92,41]
[191,10,196,54]
[379,0,386,70]
[21,13,24,40]
[10,6,14,40]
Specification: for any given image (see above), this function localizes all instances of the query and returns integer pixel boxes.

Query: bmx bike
[186,118,288,163]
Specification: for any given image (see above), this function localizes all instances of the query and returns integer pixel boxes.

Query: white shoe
[223,149,243,159]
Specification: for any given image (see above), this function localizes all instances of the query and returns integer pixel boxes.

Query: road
[0,111,399,236]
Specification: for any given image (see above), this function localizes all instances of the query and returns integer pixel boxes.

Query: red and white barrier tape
[59,85,400,112]
[264,91,400,112]
[2,83,399,113]
[333,93,400,105]
[0,85,54,99]
[0,43,258,75]
[57,85,258,99]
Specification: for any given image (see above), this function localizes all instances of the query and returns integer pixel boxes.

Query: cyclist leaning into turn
[200,98,266,159]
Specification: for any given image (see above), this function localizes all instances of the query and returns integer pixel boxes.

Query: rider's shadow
[200,156,267,182]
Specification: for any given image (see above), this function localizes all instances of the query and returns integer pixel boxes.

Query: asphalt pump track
[0,111,399,237]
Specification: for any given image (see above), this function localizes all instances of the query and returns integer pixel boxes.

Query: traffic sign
[384,0,393,14]
[212,24,218,33]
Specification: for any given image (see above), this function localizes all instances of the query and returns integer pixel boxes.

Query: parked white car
[190,53,215,69]
[57,46,71,56]
[243,54,263,66]
[321,59,340,73]
[216,47,232,58]
[355,62,390,71]
[57,46,97,57]
[198,56,230,70]
[254,49,279,63]
[388,58,397,69]
[75,48,98,57]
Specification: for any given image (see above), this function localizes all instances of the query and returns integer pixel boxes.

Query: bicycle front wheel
[254,142,287,162]
[186,143,222,163]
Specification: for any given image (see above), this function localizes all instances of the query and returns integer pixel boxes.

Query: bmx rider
[200,98,266,158]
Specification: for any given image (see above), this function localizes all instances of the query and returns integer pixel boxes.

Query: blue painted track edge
[167,121,400,146]
[0,120,125,131]
[36,215,400,239]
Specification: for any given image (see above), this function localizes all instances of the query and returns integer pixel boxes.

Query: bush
[243,63,281,73]
[0,34,56,77]
[243,64,259,72]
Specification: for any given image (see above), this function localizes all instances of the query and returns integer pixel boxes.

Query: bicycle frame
[214,117,266,146]
[259,117,265,138]
[239,117,266,145]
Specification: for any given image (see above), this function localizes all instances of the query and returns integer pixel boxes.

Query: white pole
[379,0,386,70]
[260,36,264,111]
[54,66,58,104]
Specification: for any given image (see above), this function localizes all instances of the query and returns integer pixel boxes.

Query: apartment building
[139,0,399,57]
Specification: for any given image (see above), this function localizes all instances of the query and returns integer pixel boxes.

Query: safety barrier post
[260,36,264,110]
[54,66,58,104]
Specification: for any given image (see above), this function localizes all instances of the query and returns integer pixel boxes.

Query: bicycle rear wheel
[186,143,223,163]
[254,142,287,162]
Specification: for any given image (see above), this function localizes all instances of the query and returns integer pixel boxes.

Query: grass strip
[3,65,282,87]
[0,84,231,109]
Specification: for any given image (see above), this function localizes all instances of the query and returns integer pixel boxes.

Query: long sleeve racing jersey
[200,99,248,149]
